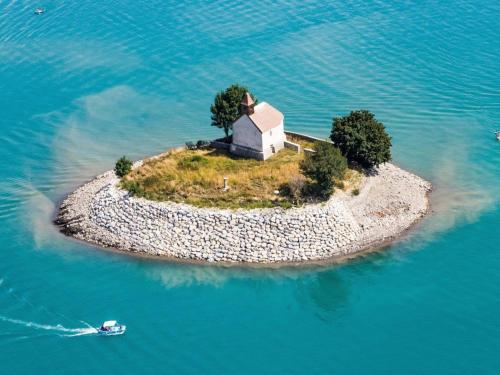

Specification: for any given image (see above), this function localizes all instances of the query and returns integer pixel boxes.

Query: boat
[495,131,500,141]
[97,320,126,336]
[34,8,45,15]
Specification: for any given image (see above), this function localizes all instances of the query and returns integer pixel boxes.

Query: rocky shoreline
[55,162,431,264]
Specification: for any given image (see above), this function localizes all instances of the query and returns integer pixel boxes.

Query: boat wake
[0,315,97,337]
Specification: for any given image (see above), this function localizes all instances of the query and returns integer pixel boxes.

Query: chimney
[240,92,255,116]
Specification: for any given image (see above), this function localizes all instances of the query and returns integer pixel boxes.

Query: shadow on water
[295,269,350,321]
[139,247,397,324]
[142,260,326,289]
[292,250,396,321]
[142,258,357,322]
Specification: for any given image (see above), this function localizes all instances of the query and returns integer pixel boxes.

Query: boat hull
[97,325,126,336]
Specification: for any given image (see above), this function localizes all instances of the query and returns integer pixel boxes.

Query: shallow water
[1,0,499,374]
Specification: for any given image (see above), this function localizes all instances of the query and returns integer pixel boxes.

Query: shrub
[115,156,132,177]
[330,110,391,168]
[196,140,211,149]
[185,141,197,150]
[122,180,143,196]
[300,142,347,198]
[352,188,360,196]
[287,175,306,204]
[277,200,293,209]
[210,84,257,137]
[177,155,209,170]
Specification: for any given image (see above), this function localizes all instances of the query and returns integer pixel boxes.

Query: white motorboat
[97,320,126,336]
[34,8,45,15]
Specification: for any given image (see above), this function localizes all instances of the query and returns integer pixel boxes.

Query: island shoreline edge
[53,149,432,266]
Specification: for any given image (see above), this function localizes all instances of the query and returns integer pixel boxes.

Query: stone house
[230,93,285,160]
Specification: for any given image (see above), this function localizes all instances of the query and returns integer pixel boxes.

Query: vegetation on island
[120,83,392,208]
[300,142,347,197]
[186,140,211,150]
[330,110,392,168]
[121,135,361,209]
[210,84,257,138]
[115,156,132,177]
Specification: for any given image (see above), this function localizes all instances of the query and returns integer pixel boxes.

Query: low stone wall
[56,161,431,264]
[285,131,332,144]
[284,140,301,153]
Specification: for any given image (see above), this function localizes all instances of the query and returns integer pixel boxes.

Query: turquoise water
[1,0,499,373]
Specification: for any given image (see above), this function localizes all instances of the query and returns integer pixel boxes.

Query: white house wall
[260,122,285,159]
[262,121,285,150]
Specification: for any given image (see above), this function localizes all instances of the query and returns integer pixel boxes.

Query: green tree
[210,84,256,138]
[330,110,392,168]
[300,142,347,197]
[115,156,133,177]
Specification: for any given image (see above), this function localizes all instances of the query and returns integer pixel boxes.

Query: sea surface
[1,1,499,374]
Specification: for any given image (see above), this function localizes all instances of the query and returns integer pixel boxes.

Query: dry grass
[286,134,322,150]
[339,168,363,191]
[122,146,362,209]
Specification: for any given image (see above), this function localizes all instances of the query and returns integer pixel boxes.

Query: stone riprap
[56,163,431,264]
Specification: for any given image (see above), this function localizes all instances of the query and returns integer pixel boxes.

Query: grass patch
[177,155,210,170]
[122,147,361,209]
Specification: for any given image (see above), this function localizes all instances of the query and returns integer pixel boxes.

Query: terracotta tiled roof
[241,92,255,106]
[248,102,283,133]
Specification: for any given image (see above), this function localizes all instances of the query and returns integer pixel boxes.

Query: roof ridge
[246,115,262,133]
[241,92,255,106]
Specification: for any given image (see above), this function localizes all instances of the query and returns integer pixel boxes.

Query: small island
[56,85,431,264]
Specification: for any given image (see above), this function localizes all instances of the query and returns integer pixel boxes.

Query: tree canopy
[115,156,132,177]
[300,142,347,197]
[330,110,392,168]
[210,84,256,138]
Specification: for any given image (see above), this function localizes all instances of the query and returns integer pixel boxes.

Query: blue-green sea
[1,1,499,373]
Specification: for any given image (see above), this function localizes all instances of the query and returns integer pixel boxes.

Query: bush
[277,200,293,209]
[185,141,197,150]
[352,188,360,196]
[115,156,132,177]
[177,155,209,170]
[196,140,211,149]
[300,142,347,198]
[280,175,306,204]
[288,175,306,204]
[122,180,143,196]
[330,110,391,168]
